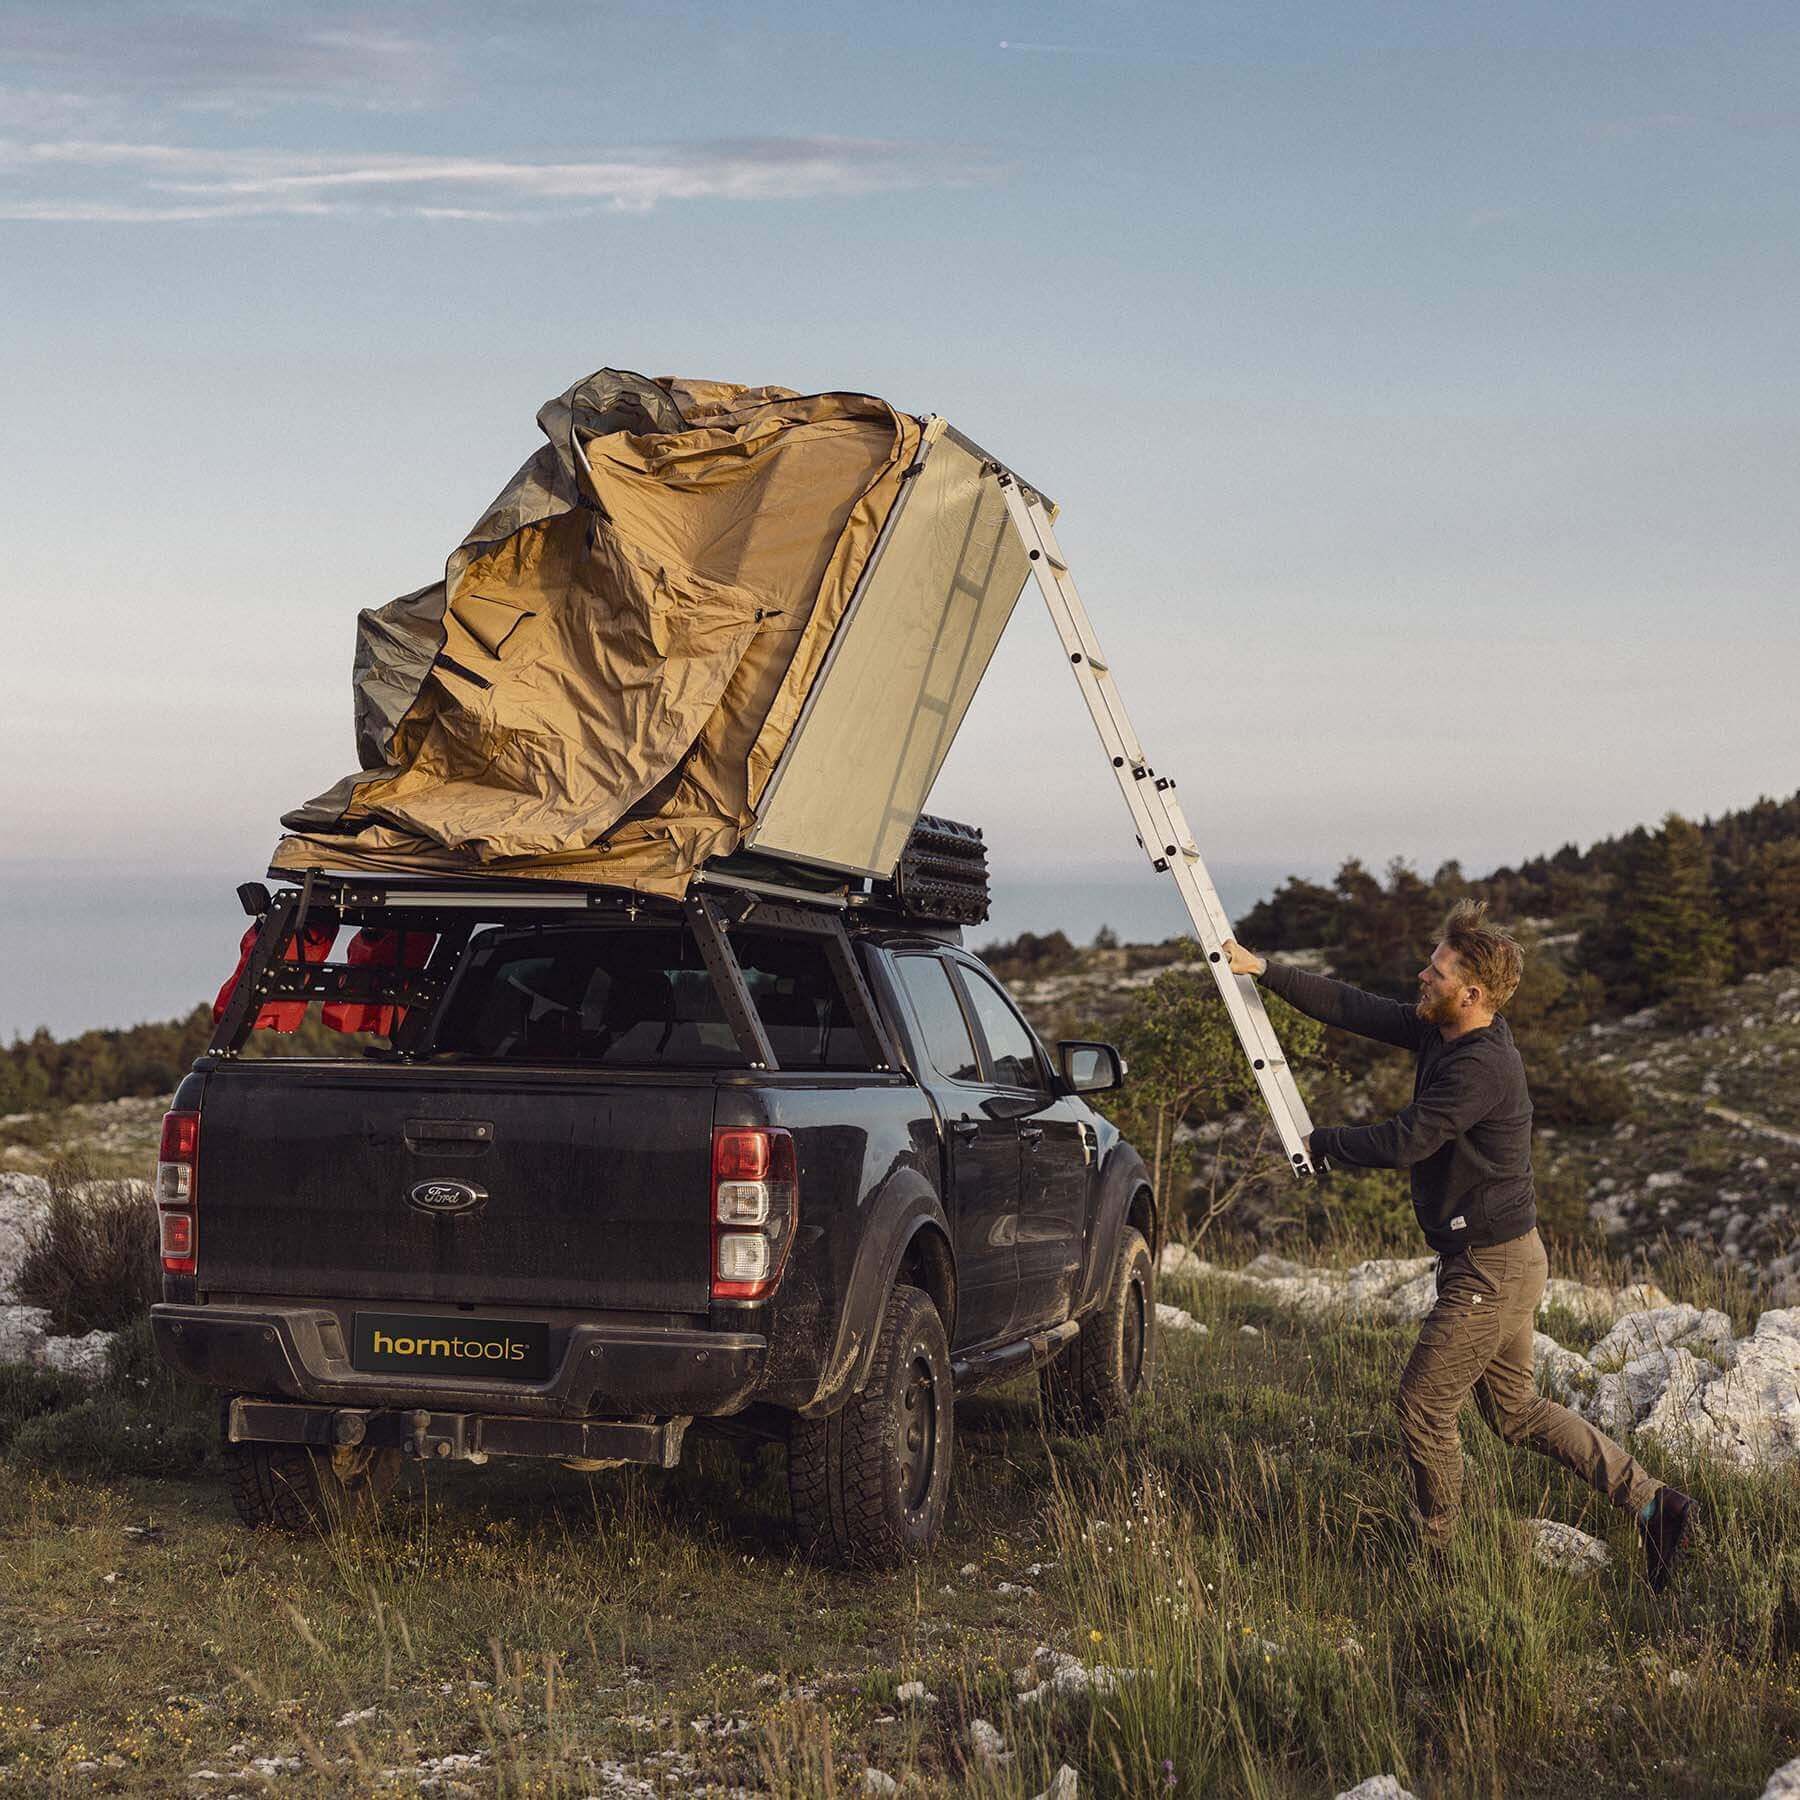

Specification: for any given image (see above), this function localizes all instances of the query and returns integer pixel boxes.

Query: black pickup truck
[151,831,1156,1568]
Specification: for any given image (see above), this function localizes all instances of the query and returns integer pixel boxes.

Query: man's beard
[1416,989,1459,1026]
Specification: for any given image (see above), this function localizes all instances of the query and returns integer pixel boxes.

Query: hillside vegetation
[4,1230,1798,1798]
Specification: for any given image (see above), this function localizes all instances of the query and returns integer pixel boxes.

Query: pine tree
[1623,814,1731,1012]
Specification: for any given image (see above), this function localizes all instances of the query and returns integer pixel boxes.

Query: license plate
[351,1312,550,1381]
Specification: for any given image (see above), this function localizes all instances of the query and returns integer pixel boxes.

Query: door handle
[951,1120,981,1140]
[1019,1123,1045,1146]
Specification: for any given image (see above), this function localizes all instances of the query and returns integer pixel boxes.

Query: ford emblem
[407,1179,487,1217]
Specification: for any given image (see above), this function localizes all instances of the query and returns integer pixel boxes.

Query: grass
[3,1236,1798,1797]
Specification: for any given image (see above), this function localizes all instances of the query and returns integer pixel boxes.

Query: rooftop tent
[273,370,1041,896]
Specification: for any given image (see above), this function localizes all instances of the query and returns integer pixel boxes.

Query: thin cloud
[0,135,1010,223]
[1,11,448,116]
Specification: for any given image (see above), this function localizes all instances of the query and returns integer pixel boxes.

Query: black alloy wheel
[1040,1221,1156,1431]
[788,1283,955,1569]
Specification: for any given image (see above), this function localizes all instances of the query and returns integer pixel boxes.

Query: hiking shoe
[1641,1487,1697,1593]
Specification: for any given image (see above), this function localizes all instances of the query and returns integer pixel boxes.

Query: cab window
[892,955,982,1083]
[956,965,1044,1090]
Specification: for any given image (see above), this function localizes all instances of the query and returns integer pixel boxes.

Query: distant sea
[0,858,1322,1041]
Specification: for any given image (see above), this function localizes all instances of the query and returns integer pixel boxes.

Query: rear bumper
[152,1303,766,1420]
[227,1397,689,1468]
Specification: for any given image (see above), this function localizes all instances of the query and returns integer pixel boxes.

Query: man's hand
[1223,939,1266,978]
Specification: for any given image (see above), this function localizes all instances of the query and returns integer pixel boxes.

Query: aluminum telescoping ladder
[997,477,1322,1178]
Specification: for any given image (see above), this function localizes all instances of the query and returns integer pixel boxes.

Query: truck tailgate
[195,1063,717,1311]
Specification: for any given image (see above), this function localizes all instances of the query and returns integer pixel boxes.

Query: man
[1224,901,1695,1589]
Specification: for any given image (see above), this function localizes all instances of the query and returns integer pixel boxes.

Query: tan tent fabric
[275,369,921,895]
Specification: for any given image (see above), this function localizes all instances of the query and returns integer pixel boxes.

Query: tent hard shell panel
[741,423,1033,879]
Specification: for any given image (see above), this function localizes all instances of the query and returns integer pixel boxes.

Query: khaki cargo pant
[1396,1228,1662,1546]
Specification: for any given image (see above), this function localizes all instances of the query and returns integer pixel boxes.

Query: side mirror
[1058,1040,1123,1094]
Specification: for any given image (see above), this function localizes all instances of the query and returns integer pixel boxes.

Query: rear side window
[892,955,982,1084]
[432,925,869,1069]
[956,966,1044,1090]
[732,929,869,1070]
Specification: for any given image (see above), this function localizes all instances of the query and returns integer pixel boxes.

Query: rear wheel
[788,1284,953,1569]
[1041,1224,1155,1431]
[227,1440,400,1535]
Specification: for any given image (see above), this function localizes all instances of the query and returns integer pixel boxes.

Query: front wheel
[1041,1223,1155,1431]
[227,1439,400,1535]
[787,1284,953,1569]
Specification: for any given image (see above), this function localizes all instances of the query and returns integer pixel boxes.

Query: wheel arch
[799,1169,954,1417]
[1074,1138,1155,1318]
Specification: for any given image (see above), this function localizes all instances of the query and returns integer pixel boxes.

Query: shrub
[1526,1047,1632,1128]
[5,1318,216,1478]
[14,1153,159,1334]
[0,1362,93,1454]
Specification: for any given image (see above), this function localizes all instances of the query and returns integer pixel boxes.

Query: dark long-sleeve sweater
[1259,961,1536,1253]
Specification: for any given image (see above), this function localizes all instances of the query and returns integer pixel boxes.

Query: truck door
[888,952,1020,1351]
[951,959,1088,1335]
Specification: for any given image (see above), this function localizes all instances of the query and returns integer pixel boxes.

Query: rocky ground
[1570,967,1800,1261]
[1160,1245,1800,1476]
[0,1093,168,1178]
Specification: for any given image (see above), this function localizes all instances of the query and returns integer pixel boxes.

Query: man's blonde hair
[1440,899,1523,1008]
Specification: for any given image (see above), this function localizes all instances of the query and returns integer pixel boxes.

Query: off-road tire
[227,1440,400,1535]
[787,1284,953,1569]
[1041,1224,1154,1431]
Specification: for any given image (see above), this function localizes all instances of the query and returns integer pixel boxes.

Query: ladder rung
[1001,473,1321,1179]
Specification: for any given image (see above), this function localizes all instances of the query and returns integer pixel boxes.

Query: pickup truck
[151,843,1156,1569]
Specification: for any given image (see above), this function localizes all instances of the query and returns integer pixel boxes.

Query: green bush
[3,1316,217,1477]
[14,1153,159,1334]
[5,1317,216,1477]
[1527,1046,1632,1128]
[0,1362,93,1454]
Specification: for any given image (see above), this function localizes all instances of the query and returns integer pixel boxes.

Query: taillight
[711,1127,797,1302]
[155,1109,200,1275]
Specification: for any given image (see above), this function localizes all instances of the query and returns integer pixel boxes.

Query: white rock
[1343,1257,1435,1311]
[1639,1313,1800,1470]
[1155,1303,1207,1336]
[1239,1324,1261,1338]
[1334,1778,1420,1800]
[1242,1252,1313,1280]
[967,1719,1011,1765]
[1526,1519,1612,1575]
[1587,1304,1735,1371]
[895,1681,936,1706]
[0,1303,52,1366]
[1763,1758,1800,1799]
[1382,1271,1439,1322]
[1532,1331,1596,1404]
[1158,1244,1214,1279]
[1016,1647,1137,1706]
[959,1562,979,1578]
[1615,1281,1674,1314]
[1034,1768,1080,1800]
[41,1329,114,1379]
[862,1771,899,1795]
[0,1174,51,1293]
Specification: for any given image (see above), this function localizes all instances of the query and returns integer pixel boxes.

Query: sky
[3,1,1798,1035]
